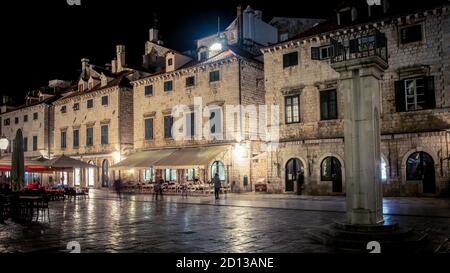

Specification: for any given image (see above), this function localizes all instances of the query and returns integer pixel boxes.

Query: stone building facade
[262,2,450,196]
[128,43,266,191]
[51,46,148,188]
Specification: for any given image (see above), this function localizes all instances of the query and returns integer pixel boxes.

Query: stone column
[333,57,387,225]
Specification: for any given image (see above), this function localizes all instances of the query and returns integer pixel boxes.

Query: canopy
[111,149,177,169]
[153,146,228,169]
[42,155,96,169]
[0,156,53,173]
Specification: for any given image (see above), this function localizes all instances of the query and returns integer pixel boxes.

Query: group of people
[112,173,224,200]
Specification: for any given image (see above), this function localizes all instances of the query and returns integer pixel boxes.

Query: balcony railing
[331,28,388,64]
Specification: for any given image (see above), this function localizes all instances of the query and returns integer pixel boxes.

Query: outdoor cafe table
[18,196,42,223]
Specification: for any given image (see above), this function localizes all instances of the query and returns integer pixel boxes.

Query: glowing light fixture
[113,151,121,163]
[233,143,247,159]
[209,42,222,52]
[0,138,8,150]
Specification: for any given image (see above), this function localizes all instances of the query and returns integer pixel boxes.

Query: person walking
[213,173,221,200]
[296,171,304,195]
[114,178,123,199]
[154,177,164,200]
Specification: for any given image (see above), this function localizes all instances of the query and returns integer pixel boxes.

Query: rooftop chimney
[81,58,90,80]
[149,28,159,42]
[116,45,126,73]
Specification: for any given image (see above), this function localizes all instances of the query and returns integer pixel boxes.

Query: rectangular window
[168,58,173,66]
[285,95,300,124]
[185,112,196,138]
[400,25,423,44]
[61,106,67,113]
[186,76,195,87]
[186,169,199,181]
[395,76,435,112]
[311,46,334,60]
[14,117,19,124]
[283,52,298,68]
[164,116,173,139]
[32,136,38,151]
[200,51,207,61]
[164,81,173,92]
[209,108,222,135]
[24,115,28,122]
[320,89,338,120]
[87,99,94,109]
[144,85,153,96]
[61,131,67,149]
[144,118,153,140]
[86,127,94,146]
[33,113,38,120]
[101,96,109,106]
[101,125,109,145]
[73,103,80,111]
[23,137,28,152]
[165,169,177,181]
[3,119,10,126]
[209,71,220,82]
[73,129,79,148]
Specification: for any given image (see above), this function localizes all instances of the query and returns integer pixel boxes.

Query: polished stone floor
[0,191,449,253]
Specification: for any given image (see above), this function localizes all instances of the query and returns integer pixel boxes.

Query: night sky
[2,0,438,100]
[1,0,342,100]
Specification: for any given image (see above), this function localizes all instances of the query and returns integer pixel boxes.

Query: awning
[110,149,177,169]
[153,145,228,169]
[42,155,96,169]
[0,156,54,173]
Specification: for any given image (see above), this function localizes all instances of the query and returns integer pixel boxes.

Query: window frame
[284,95,301,124]
[86,127,94,146]
[320,89,338,120]
[73,129,79,148]
[283,51,299,68]
[60,131,67,149]
[144,85,153,96]
[164,80,173,92]
[209,71,220,83]
[400,24,423,45]
[86,99,94,109]
[164,115,174,139]
[32,136,38,151]
[101,124,109,145]
[101,96,109,106]
[144,118,154,140]
[185,76,195,88]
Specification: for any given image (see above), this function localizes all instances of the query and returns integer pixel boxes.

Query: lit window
[285,95,300,124]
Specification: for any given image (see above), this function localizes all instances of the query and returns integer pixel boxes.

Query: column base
[308,222,429,253]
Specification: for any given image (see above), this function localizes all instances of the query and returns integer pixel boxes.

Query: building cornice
[261,5,449,54]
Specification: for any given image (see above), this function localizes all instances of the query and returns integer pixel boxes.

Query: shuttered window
[395,76,435,112]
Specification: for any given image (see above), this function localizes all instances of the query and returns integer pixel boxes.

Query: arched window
[87,160,95,187]
[321,157,341,181]
[211,161,225,181]
[406,152,434,180]
[102,159,109,187]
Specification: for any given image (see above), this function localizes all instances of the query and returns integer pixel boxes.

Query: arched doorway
[285,158,304,193]
[406,152,436,194]
[102,159,109,188]
[211,161,225,181]
[321,157,342,193]
[87,160,95,187]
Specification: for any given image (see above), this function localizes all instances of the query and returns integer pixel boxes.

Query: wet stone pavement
[0,191,449,253]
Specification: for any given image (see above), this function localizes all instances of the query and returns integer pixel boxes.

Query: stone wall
[263,8,450,196]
